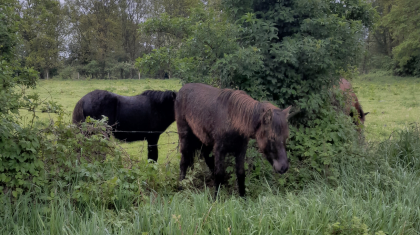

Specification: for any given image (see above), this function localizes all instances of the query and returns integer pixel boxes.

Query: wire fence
[19,107,183,164]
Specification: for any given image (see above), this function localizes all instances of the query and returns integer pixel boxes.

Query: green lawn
[353,71,420,141]
[25,78,183,164]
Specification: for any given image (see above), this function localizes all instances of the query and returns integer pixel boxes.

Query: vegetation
[364,0,420,75]
[2,122,420,234]
[353,71,420,141]
[21,79,182,161]
[1,0,420,234]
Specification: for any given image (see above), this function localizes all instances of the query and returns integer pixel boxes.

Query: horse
[175,83,292,197]
[338,78,369,126]
[72,89,177,162]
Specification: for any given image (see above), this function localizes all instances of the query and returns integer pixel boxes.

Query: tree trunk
[44,68,49,80]
[78,72,79,80]
[138,72,141,80]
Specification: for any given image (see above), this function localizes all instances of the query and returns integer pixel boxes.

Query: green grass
[8,75,420,234]
[23,78,183,164]
[2,143,420,234]
[353,71,420,141]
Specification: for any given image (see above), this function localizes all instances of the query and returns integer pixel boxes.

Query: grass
[23,78,183,164]
[7,74,420,234]
[352,71,420,141]
[2,137,420,234]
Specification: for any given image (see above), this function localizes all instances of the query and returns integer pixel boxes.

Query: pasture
[353,71,420,141]
[27,73,420,145]
[23,78,183,164]
[5,75,420,234]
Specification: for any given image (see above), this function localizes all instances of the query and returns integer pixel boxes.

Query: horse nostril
[279,165,289,174]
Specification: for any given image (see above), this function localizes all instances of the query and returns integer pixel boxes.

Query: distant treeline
[16,0,202,79]
[13,0,420,79]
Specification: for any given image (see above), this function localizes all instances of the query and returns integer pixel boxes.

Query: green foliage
[20,0,64,79]
[1,0,42,196]
[2,125,420,234]
[35,115,178,204]
[382,0,420,69]
[138,6,266,96]
[0,0,19,61]
[395,56,420,77]
[224,0,376,108]
[136,47,177,79]
[59,66,74,79]
[136,0,377,187]
[326,217,385,235]
[376,124,420,170]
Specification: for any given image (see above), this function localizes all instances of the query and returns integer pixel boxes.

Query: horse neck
[229,99,265,138]
[151,99,175,125]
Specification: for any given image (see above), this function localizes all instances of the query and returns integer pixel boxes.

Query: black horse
[72,89,177,161]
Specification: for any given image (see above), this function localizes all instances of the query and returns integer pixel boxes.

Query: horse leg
[200,144,214,173]
[179,131,197,182]
[235,142,248,197]
[146,134,159,162]
[213,143,227,199]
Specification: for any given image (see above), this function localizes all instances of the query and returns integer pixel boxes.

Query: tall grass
[2,127,420,234]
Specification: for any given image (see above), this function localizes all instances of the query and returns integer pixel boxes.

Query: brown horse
[338,78,369,126]
[175,83,291,197]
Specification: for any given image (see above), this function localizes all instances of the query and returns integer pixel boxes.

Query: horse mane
[218,89,287,137]
[140,90,176,104]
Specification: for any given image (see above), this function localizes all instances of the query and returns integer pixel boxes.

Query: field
[26,72,420,145]
[4,75,420,234]
[23,78,183,164]
[353,71,420,141]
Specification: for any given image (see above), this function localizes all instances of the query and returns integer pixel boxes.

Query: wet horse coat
[72,90,177,161]
[175,83,291,197]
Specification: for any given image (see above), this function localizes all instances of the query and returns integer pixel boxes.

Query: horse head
[256,105,291,174]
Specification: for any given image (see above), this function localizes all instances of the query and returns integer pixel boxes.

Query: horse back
[176,83,226,145]
[76,90,118,124]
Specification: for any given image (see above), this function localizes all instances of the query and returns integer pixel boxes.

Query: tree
[20,0,65,79]
[138,6,265,90]
[382,0,420,75]
[1,0,43,194]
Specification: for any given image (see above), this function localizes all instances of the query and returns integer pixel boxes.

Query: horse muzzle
[273,159,289,174]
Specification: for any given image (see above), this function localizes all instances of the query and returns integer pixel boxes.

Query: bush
[59,66,74,79]
[395,56,420,77]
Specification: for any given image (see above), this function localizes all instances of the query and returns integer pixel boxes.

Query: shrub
[59,66,75,79]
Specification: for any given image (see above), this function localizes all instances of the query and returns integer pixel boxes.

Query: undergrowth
[2,125,420,234]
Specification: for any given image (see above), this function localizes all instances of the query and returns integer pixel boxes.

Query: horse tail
[72,99,85,124]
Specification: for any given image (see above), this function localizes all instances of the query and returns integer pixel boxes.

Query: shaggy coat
[339,78,368,125]
[72,90,176,161]
[175,83,291,197]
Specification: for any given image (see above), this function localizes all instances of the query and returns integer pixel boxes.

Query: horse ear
[263,109,273,124]
[364,112,369,116]
[283,106,292,119]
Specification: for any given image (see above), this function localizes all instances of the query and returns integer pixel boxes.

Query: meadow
[353,71,420,141]
[3,74,420,234]
[22,78,183,164]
